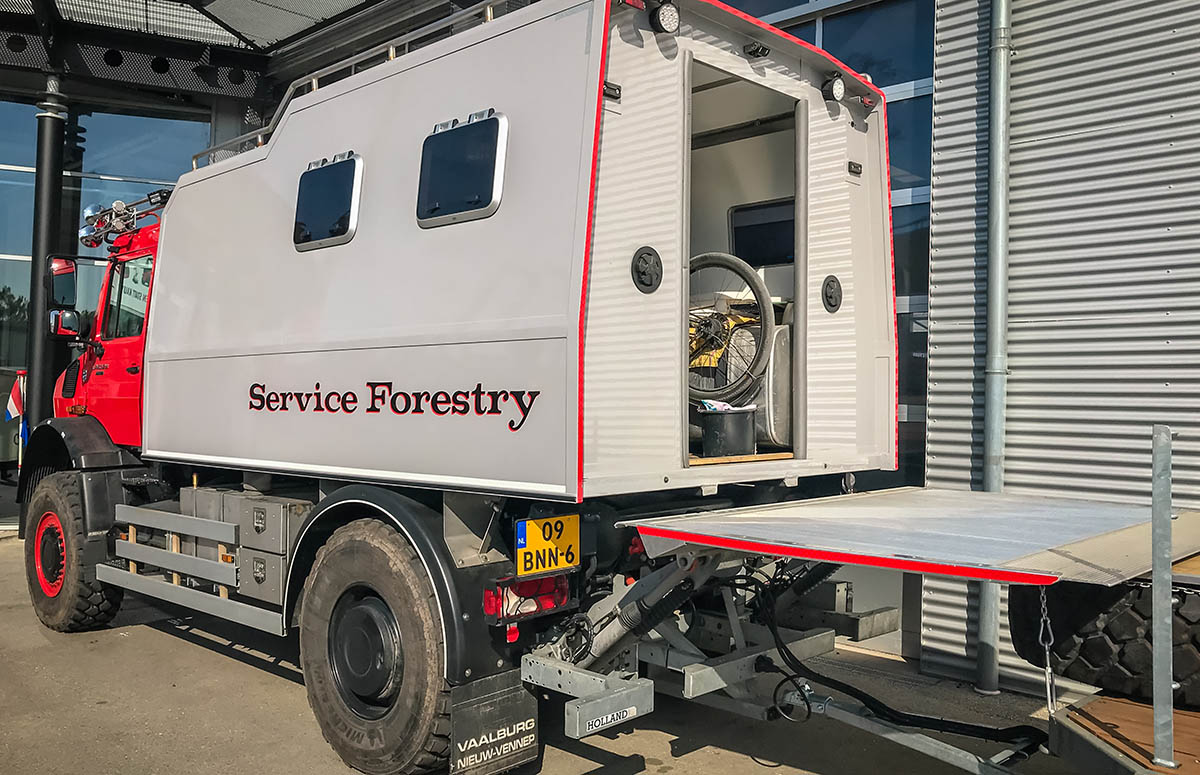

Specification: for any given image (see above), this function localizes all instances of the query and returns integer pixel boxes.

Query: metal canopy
[1,0,387,51]
[621,487,1200,586]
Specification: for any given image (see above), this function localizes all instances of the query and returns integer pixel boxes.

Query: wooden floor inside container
[688,451,793,466]
[1067,696,1200,772]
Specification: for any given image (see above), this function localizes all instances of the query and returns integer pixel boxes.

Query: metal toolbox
[237,548,285,605]
[225,494,312,556]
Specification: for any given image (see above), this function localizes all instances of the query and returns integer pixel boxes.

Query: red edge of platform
[635,526,1060,586]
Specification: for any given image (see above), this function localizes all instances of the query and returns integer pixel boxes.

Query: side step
[98,503,285,636]
[97,564,285,635]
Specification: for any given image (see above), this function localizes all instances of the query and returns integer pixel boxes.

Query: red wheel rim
[34,511,66,598]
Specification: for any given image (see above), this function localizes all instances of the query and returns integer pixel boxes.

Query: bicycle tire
[688,252,774,402]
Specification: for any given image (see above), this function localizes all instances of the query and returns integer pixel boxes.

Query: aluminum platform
[621,487,1200,585]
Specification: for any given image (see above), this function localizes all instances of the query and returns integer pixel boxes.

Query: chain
[1038,586,1058,716]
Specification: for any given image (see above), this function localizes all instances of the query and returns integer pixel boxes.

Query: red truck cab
[52,224,157,448]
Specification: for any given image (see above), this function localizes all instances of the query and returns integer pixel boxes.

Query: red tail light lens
[483,574,571,623]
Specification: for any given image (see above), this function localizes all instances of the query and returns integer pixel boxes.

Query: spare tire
[1010,581,1200,706]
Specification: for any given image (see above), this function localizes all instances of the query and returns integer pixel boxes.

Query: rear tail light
[483,574,572,624]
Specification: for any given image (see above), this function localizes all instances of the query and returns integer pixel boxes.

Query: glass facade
[0,97,208,366]
[773,0,934,487]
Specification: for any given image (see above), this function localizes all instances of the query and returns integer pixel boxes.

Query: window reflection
[893,203,929,296]
[0,257,30,367]
[822,0,934,87]
[727,0,811,20]
[73,109,210,181]
[0,169,35,256]
[781,20,816,44]
[0,101,39,168]
[886,96,932,189]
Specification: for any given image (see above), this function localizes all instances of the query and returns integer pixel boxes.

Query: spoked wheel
[24,471,123,631]
[688,252,775,402]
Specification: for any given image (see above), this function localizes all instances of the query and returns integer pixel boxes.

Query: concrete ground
[0,537,1079,775]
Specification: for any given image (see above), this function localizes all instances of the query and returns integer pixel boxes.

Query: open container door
[620,487,1200,586]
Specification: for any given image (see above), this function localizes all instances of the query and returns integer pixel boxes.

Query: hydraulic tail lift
[515,427,1199,774]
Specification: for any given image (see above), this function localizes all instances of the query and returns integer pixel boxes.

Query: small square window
[294,152,362,251]
[416,113,508,228]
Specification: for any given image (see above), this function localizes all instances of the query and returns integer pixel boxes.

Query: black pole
[26,74,66,431]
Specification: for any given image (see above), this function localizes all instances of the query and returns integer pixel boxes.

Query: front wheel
[24,471,123,631]
[299,519,450,775]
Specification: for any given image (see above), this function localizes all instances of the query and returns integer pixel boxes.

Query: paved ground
[0,537,1079,775]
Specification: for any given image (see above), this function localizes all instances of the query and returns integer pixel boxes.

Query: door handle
[126,366,140,374]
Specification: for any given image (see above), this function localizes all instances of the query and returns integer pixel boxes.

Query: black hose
[729,572,1047,746]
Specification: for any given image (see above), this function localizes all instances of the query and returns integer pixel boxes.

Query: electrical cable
[772,674,812,723]
[724,573,1048,746]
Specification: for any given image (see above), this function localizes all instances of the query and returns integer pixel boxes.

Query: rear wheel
[299,519,450,775]
[24,471,123,631]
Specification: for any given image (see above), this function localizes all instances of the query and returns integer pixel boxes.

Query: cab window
[101,255,153,340]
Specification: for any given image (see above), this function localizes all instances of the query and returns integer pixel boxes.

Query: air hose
[731,573,1047,746]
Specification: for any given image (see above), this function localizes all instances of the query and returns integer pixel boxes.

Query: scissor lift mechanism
[519,424,1197,773]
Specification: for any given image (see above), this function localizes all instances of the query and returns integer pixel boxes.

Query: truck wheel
[299,519,450,775]
[24,471,123,631]
[1010,582,1200,705]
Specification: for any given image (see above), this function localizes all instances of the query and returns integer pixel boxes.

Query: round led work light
[650,1,680,34]
[821,75,846,102]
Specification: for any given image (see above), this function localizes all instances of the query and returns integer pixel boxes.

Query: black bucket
[699,406,756,458]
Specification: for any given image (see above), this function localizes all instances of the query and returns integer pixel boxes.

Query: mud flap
[450,669,539,775]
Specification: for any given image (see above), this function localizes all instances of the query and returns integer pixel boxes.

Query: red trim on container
[576,0,614,503]
[636,525,1059,585]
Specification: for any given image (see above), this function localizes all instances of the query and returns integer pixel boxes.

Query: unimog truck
[19,0,1200,773]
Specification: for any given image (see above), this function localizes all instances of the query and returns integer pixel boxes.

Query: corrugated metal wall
[923,0,1200,687]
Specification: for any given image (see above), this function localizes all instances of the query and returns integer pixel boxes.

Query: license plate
[515,514,580,577]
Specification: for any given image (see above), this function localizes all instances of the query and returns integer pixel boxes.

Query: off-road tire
[1010,581,1200,706]
[299,519,451,775]
[24,470,123,631]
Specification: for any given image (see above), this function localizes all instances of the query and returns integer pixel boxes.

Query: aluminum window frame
[293,151,365,252]
[415,113,509,230]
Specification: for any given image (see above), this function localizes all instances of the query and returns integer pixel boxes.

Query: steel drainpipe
[25,75,67,433]
[976,0,1012,697]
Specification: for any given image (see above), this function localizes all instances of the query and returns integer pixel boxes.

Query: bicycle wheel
[688,252,774,402]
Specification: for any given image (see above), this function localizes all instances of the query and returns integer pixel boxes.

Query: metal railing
[192,0,503,170]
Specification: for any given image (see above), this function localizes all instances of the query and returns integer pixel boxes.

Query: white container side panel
[924,0,1200,687]
[144,0,604,498]
[805,101,858,454]
[583,6,896,494]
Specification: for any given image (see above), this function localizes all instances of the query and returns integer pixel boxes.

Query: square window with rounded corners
[294,152,363,251]
[416,113,508,228]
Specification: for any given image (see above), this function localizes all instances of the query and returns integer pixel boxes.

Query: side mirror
[50,256,77,309]
[49,309,80,339]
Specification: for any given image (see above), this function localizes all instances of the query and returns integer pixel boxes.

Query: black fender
[284,485,513,686]
[17,416,143,540]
